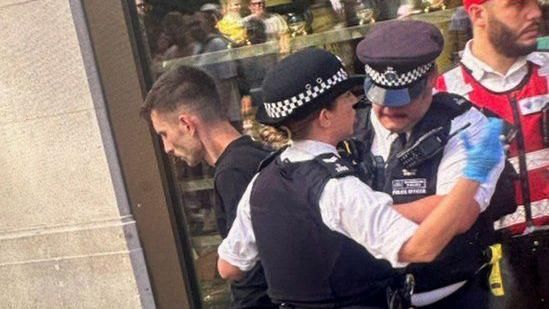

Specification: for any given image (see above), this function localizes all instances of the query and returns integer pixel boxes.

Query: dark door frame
[78,0,201,307]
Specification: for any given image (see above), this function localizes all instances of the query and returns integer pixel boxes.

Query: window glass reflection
[132,0,549,306]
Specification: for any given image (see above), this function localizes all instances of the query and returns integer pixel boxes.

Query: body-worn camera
[397,123,471,170]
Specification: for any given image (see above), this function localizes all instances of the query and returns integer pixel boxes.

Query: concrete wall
[0,0,154,307]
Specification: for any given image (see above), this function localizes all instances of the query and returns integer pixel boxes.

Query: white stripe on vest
[517,94,549,115]
[495,199,549,230]
[443,67,472,99]
[508,148,549,173]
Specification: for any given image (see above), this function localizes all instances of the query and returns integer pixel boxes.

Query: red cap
[463,0,488,10]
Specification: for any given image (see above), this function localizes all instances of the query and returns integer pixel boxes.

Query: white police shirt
[218,139,418,272]
[370,106,504,212]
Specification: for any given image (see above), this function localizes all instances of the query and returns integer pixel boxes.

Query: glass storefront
[129,0,549,307]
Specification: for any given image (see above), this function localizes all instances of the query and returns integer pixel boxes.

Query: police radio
[397,123,471,169]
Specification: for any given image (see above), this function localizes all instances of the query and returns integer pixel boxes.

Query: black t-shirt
[214,136,270,237]
[214,135,275,309]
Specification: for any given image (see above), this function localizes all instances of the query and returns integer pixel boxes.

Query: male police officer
[217,47,505,308]
[351,20,505,307]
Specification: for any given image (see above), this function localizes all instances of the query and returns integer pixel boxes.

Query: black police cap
[256,48,363,125]
[356,20,444,107]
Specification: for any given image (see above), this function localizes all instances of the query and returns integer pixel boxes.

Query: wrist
[463,171,487,183]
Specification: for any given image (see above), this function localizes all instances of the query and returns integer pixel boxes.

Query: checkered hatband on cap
[263,68,349,119]
[364,62,434,89]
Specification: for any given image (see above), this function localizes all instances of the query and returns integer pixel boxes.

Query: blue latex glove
[460,118,504,183]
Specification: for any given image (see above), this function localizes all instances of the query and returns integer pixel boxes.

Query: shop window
[128,0,515,306]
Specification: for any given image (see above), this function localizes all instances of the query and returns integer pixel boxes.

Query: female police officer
[217,48,504,308]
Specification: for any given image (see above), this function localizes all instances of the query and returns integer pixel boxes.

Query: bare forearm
[393,195,443,224]
[394,194,480,232]
[398,179,480,262]
[218,258,245,281]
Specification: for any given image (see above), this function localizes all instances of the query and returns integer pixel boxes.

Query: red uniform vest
[436,53,549,235]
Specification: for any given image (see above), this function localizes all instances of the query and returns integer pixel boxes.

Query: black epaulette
[314,153,356,178]
[432,92,472,116]
[256,147,286,172]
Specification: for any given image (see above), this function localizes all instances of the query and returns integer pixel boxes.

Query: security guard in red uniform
[436,1,549,307]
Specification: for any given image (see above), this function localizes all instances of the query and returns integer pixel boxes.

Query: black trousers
[421,230,549,309]
[489,230,549,309]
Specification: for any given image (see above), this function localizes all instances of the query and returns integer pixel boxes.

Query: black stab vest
[250,153,398,308]
[360,93,496,291]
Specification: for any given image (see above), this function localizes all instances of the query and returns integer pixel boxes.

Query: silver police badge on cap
[384,67,399,82]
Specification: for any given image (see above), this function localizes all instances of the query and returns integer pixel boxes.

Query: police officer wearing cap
[215,47,505,308]
[350,20,506,308]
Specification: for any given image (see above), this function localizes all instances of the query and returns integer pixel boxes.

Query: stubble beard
[488,15,537,58]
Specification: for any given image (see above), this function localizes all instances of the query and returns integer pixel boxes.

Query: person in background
[217,0,249,46]
[447,7,473,65]
[244,0,289,41]
[135,0,152,16]
[134,0,164,65]
[151,31,174,64]
[161,11,199,59]
[141,65,274,308]
[240,17,277,105]
[201,2,224,23]
[217,47,504,308]
[436,1,549,307]
[191,10,246,127]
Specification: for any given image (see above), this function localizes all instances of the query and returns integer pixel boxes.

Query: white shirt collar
[368,109,409,161]
[281,139,338,162]
[370,108,392,141]
[461,40,529,81]
[526,51,549,67]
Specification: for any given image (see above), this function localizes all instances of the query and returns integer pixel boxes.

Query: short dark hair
[245,17,266,44]
[141,65,224,122]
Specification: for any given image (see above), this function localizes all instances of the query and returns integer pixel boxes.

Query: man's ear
[178,113,197,135]
[468,4,487,28]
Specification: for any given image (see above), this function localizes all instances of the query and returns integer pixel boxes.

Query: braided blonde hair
[258,125,292,150]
